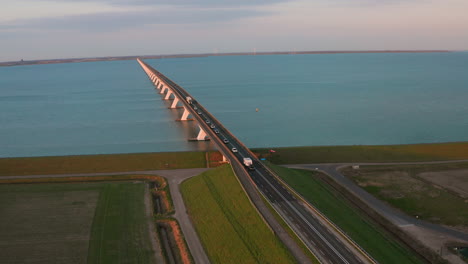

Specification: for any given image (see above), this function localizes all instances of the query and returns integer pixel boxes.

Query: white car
[231,148,238,153]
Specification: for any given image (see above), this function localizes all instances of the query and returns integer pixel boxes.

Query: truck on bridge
[186,96,197,105]
[243,157,255,171]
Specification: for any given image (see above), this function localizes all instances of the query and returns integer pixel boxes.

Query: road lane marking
[256,170,351,264]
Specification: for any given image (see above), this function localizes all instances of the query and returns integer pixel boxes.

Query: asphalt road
[141,60,368,264]
[285,162,468,242]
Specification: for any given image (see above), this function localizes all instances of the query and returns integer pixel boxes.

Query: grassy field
[343,163,468,228]
[0,182,156,264]
[0,151,206,176]
[181,164,297,264]
[268,163,424,264]
[254,142,468,164]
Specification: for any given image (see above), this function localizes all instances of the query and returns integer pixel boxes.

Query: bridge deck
[137,59,372,264]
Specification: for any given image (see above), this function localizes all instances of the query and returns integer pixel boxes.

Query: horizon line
[0,49,458,66]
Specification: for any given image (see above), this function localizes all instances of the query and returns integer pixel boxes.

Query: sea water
[1,52,468,157]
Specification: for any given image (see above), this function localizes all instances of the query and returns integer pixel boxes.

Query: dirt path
[155,169,212,264]
[144,183,166,264]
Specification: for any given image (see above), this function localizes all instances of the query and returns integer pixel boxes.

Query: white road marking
[256,171,350,264]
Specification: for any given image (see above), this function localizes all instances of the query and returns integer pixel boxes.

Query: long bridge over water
[137,58,374,264]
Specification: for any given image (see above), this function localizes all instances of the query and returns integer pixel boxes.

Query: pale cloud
[0,0,135,22]
[0,0,467,62]
[1,8,269,32]
[45,0,292,7]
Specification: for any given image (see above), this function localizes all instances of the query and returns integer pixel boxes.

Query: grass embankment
[0,182,156,264]
[181,164,296,264]
[268,163,424,264]
[254,142,468,164]
[0,151,206,176]
[342,163,468,228]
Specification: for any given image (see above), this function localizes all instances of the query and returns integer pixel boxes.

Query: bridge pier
[189,125,209,141]
[197,126,207,140]
[138,59,209,143]
[164,90,174,100]
[160,85,168,94]
[169,97,182,109]
[176,107,193,121]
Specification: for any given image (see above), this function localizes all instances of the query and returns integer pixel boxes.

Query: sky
[1,0,467,62]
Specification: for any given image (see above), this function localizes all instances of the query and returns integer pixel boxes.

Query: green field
[0,182,157,264]
[254,142,468,164]
[343,163,468,227]
[268,163,424,264]
[181,164,296,264]
[0,151,206,176]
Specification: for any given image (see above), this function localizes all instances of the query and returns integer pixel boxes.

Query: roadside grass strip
[181,164,296,264]
[254,142,468,164]
[0,151,206,176]
[269,164,424,264]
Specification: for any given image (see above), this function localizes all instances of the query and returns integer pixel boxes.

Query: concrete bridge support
[170,97,181,109]
[164,90,174,100]
[176,107,193,121]
[196,125,209,141]
[160,85,168,94]
[138,59,209,143]
[189,125,209,141]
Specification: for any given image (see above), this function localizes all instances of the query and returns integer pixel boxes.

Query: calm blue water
[1,52,468,157]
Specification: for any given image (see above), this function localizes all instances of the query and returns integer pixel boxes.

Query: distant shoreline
[0,50,450,67]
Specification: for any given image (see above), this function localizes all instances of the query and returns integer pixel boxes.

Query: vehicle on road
[206,120,211,124]
[193,106,198,110]
[186,96,192,104]
[214,129,220,134]
[210,124,215,129]
[243,157,255,170]
[197,111,202,114]
[223,139,229,144]
[231,148,238,153]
